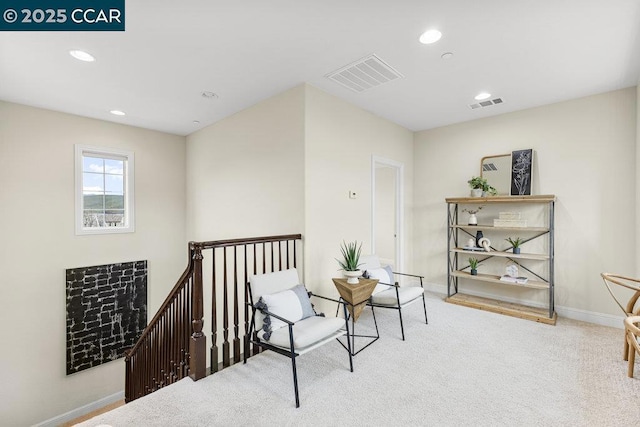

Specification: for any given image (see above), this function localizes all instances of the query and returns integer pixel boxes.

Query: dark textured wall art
[66,260,147,375]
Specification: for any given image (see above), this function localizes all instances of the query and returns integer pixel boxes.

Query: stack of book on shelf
[499,275,529,284]
[494,211,527,228]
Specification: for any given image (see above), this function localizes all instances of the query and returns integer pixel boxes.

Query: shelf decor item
[505,237,523,254]
[337,240,363,284]
[510,149,533,196]
[469,257,479,275]
[468,176,486,197]
[462,206,483,225]
[468,176,498,197]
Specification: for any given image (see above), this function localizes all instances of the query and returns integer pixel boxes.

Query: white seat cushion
[371,286,424,306]
[258,316,344,351]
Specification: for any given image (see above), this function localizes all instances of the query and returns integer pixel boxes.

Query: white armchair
[245,268,352,407]
[360,255,428,340]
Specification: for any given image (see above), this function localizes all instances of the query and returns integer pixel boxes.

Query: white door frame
[371,155,404,271]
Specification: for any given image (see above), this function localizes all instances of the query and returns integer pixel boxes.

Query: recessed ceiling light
[201,91,218,99]
[441,52,454,60]
[69,50,95,62]
[419,29,442,44]
[110,110,126,116]
[474,92,491,101]
[193,120,200,124]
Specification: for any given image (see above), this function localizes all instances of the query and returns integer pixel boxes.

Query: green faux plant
[468,176,498,196]
[468,176,488,190]
[337,240,363,271]
[468,257,479,270]
[505,237,523,248]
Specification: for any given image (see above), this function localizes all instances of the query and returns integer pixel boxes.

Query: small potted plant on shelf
[462,206,483,225]
[469,257,479,275]
[337,240,363,284]
[505,237,523,254]
[467,176,498,197]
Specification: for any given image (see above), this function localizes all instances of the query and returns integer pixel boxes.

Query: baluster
[243,244,250,360]
[278,241,282,271]
[293,240,297,268]
[270,241,274,272]
[189,246,206,380]
[233,246,241,363]
[223,247,230,367]
[186,276,192,377]
[286,239,290,269]
[211,249,219,373]
[253,244,260,356]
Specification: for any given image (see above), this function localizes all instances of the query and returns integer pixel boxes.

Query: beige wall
[0,102,187,426]
[414,88,637,319]
[185,86,305,241]
[304,85,414,300]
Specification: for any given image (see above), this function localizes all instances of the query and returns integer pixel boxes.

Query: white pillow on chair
[258,284,315,339]
[366,266,394,295]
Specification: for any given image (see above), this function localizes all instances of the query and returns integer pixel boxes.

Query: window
[75,145,134,235]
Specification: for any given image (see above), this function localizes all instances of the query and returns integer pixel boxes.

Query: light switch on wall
[349,191,357,199]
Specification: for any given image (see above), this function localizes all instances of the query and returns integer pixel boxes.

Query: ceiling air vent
[469,97,504,110]
[325,54,404,93]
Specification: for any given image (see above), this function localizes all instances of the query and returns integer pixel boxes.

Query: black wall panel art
[65,260,147,375]
[510,149,533,196]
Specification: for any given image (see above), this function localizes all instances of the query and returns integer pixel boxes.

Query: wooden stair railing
[125,234,302,403]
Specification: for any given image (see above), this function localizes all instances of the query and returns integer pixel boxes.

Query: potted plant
[462,206,483,225]
[469,257,479,275]
[467,176,497,197]
[505,237,523,254]
[337,240,363,284]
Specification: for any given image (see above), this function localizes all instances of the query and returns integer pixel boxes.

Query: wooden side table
[332,277,380,355]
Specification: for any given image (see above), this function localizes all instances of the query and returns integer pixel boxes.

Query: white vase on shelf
[468,213,478,225]
[470,188,483,197]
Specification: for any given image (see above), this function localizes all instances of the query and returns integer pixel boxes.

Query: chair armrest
[392,271,425,279]
[250,304,295,325]
[376,281,400,288]
[309,292,344,305]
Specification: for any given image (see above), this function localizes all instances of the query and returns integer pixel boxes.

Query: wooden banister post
[190,245,206,380]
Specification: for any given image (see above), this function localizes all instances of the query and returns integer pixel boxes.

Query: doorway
[371,156,403,271]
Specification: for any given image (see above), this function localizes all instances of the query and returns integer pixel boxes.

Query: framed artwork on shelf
[510,149,533,195]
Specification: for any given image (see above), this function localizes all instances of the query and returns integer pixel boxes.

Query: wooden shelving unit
[446,195,556,324]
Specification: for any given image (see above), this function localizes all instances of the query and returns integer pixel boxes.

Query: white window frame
[75,144,135,235]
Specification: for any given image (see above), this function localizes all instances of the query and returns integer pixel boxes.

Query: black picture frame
[510,149,533,195]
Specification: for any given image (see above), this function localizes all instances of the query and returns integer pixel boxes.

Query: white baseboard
[424,282,624,330]
[34,390,124,427]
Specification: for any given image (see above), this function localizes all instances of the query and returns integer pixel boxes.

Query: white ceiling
[1,0,639,136]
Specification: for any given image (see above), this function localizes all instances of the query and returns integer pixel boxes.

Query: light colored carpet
[78,294,640,426]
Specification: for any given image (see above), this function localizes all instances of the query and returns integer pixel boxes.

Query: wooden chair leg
[627,333,635,378]
[623,336,629,361]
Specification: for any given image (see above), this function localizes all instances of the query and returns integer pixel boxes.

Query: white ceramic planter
[343,270,362,284]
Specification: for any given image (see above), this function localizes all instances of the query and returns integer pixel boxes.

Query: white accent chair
[245,268,352,407]
[360,255,428,340]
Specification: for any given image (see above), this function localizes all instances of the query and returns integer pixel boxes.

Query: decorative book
[494,219,528,227]
[499,275,528,284]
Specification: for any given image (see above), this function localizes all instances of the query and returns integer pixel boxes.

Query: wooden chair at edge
[600,273,640,368]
